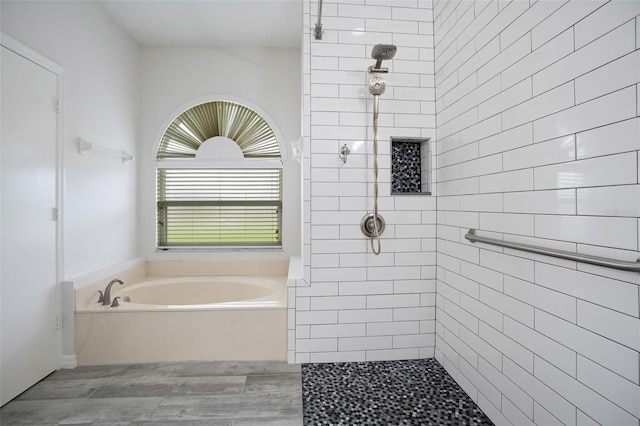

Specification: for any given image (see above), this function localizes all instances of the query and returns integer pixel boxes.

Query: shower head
[372,44,397,61]
[369,44,397,73]
[369,76,386,96]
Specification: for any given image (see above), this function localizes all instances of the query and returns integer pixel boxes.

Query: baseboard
[59,355,77,369]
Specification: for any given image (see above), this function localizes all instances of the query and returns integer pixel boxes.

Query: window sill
[156,246,283,253]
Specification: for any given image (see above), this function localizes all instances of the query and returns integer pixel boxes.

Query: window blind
[157,168,282,247]
[157,101,280,159]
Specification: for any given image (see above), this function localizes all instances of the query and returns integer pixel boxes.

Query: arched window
[156,101,282,248]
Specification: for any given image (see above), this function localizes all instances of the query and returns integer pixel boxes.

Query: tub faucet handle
[111,297,120,307]
[97,290,104,304]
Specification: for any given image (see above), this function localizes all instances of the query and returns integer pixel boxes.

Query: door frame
[0,32,66,367]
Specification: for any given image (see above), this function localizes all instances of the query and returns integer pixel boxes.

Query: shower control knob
[360,213,385,238]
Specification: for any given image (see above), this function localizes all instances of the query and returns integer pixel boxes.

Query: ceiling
[99,0,303,48]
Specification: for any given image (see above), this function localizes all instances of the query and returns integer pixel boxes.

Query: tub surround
[75,309,287,365]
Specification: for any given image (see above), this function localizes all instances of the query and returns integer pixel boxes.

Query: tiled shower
[294,0,438,365]
[294,0,640,425]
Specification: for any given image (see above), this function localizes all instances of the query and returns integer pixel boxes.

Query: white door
[0,45,59,406]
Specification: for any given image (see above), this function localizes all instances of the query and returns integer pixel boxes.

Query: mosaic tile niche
[391,137,431,195]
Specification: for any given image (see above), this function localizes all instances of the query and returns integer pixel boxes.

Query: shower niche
[390,137,431,195]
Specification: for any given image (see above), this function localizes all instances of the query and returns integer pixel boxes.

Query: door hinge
[54,98,60,113]
[56,315,60,329]
[52,207,59,221]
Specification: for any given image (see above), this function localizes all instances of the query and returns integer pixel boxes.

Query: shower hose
[371,95,382,255]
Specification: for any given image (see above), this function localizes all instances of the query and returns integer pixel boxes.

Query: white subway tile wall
[294,0,640,424]
[435,1,640,426]
[294,0,436,364]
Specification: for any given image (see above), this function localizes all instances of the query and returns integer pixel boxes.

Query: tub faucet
[102,279,123,306]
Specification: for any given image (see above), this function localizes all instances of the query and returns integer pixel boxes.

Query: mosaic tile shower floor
[302,358,494,426]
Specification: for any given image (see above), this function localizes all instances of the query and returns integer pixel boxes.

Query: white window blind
[157,168,282,247]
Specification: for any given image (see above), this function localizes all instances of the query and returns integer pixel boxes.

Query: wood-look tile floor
[0,361,303,425]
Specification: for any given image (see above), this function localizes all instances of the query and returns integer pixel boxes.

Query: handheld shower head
[364,44,396,255]
[369,76,386,96]
[369,44,397,73]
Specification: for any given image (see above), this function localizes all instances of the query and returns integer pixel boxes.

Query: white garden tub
[75,274,287,365]
[112,275,285,310]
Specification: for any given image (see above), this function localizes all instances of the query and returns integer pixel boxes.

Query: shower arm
[314,0,323,40]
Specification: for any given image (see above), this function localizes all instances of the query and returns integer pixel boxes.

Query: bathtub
[75,273,287,365]
[112,276,284,310]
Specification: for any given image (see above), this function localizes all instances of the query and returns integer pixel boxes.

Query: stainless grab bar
[464,229,640,273]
